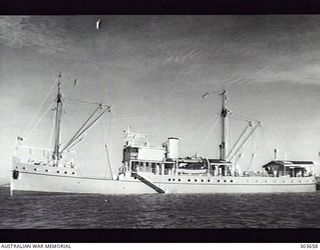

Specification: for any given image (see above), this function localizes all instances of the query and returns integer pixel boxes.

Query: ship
[10,73,317,194]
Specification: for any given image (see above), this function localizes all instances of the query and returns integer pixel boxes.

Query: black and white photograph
[0,14,319,240]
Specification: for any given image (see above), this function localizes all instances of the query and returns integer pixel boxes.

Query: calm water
[0,187,319,228]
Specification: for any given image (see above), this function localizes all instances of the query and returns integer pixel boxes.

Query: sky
[1,15,320,181]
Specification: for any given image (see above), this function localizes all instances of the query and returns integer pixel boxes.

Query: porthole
[230,180,233,183]
[34,168,37,171]
[274,180,277,183]
[72,172,75,175]
[299,180,302,183]
[178,179,181,182]
[45,170,48,172]
[188,179,191,182]
[168,179,171,181]
[291,180,294,183]
[224,180,227,183]
[207,179,210,182]
[218,180,220,182]
[23,167,26,170]
[172,179,175,181]
[64,172,67,174]
[201,179,204,182]
[57,171,60,173]
[194,179,197,182]
[265,180,268,183]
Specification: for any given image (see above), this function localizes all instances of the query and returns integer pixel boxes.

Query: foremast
[53,73,63,164]
[219,87,229,161]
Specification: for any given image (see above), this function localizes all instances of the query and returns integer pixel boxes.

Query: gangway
[132,172,165,193]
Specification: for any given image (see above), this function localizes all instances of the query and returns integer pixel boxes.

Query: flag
[17,136,23,141]
[74,79,77,86]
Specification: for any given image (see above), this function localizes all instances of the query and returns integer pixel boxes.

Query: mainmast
[219,87,229,160]
[52,72,63,163]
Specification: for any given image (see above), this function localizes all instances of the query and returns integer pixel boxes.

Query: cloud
[0,16,71,55]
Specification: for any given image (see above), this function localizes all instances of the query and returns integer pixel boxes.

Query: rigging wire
[260,126,273,160]
[246,130,257,172]
[229,121,261,162]
[230,112,260,123]
[213,117,221,158]
[102,110,113,179]
[61,104,103,152]
[23,78,58,139]
[245,153,255,172]
[61,107,109,154]
[24,102,55,141]
[181,114,219,142]
[50,108,55,149]
[64,97,111,108]
[197,115,220,155]
[226,121,252,159]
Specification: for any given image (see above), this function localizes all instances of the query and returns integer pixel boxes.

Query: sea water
[0,187,319,228]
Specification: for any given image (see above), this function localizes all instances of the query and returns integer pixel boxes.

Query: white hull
[11,165,316,195]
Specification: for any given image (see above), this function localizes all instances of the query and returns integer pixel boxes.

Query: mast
[52,72,63,162]
[219,87,229,160]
